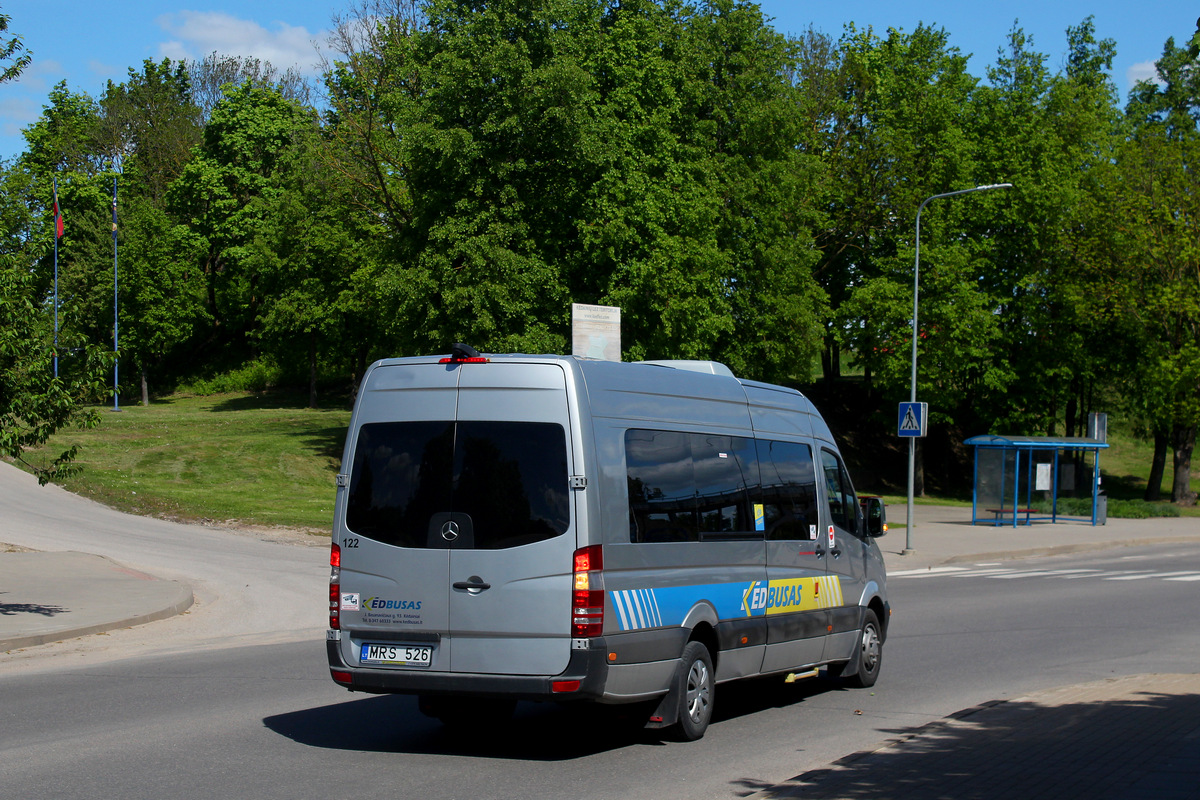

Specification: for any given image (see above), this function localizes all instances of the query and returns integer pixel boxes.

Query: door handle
[831,548,842,559]
[453,578,491,592]
[813,548,825,558]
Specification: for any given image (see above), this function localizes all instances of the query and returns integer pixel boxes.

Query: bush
[1107,499,1179,519]
[176,359,283,395]
[1033,496,1180,519]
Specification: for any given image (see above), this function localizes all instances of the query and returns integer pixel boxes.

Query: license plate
[360,643,433,667]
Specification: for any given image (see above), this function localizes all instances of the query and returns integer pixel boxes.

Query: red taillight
[329,542,341,630]
[331,669,353,685]
[572,545,604,638]
[552,680,581,693]
[574,545,602,573]
[438,356,489,364]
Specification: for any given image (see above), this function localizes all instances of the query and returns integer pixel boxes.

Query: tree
[250,114,382,406]
[117,196,210,405]
[324,0,826,379]
[0,5,31,84]
[97,59,202,202]
[0,246,109,483]
[802,22,981,388]
[967,19,1121,438]
[187,52,313,123]
[168,82,310,355]
[1067,33,1200,504]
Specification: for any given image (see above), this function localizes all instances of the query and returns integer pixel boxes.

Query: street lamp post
[905,183,1012,555]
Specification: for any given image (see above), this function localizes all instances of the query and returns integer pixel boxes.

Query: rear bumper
[327,638,611,701]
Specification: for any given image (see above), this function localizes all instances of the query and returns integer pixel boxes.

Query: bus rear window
[346,421,570,549]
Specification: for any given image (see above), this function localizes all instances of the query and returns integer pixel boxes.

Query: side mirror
[860,496,887,537]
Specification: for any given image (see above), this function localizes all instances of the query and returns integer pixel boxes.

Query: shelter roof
[964,434,1109,450]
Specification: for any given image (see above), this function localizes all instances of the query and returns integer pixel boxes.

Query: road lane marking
[1103,572,1200,581]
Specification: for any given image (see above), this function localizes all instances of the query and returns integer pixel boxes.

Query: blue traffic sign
[898,402,928,437]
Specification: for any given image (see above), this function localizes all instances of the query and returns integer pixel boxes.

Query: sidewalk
[879,502,1200,571]
[0,546,193,651]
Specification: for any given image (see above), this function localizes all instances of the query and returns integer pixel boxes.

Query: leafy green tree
[0,5,31,84]
[168,82,310,354]
[97,59,202,202]
[806,23,978,391]
[249,115,383,406]
[21,82,105,176]
[968,19,1121,438]
[1,246,109,483]
[325,0,826,379]
[0,9,105,482]
[117,196,210,404]
[1110,37,1199,503]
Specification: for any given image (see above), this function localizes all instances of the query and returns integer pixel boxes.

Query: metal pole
[53,212,58,379]
[112,177,119,412]
[905,183,1012,555]
[52,176,59,379]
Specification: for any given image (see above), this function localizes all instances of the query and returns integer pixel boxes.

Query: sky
[1,1,1195,162]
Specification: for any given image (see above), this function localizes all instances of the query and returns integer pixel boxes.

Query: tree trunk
[914,438,925,497]
[821,332,840,382]
[351,345,369,403]
[308,332,319,410]
[140,367,150,407]
[1170,424,1196,505]
[1145,431,1168,502]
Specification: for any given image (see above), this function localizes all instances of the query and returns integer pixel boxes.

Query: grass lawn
[19,391,350,533]
[10,390,1197,531]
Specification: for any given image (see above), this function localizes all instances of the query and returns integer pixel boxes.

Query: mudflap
[829,606,867,679]
[645,688,680,730]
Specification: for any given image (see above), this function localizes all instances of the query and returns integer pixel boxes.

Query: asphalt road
[4,534,1199,799]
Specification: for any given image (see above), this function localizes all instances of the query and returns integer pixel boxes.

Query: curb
[1,585,194,651]
[0,551,195,651]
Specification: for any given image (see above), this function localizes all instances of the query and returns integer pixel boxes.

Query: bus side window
[755,440,818,541]
[626,430,698,543]
[820,449,858,534]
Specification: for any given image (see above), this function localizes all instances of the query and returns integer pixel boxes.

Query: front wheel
[675,641,715,741]
[843,608,883,688]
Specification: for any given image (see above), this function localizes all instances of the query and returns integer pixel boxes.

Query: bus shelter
[964,435,1110,526]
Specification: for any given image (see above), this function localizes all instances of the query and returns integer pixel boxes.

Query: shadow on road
[264,673,840,760]
[766,689,1200,799]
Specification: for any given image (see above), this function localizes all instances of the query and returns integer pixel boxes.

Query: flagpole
[52,176,60,379]
[112,176,120,412]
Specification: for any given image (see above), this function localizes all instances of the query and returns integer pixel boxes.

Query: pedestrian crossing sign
[898,402,928,437]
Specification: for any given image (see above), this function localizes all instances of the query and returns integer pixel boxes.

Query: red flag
[52,177,63,238]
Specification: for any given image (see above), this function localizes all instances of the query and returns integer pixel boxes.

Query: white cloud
[154,11,329,74]
[0,95,39,139]
[88,59,123,84]
[1127,60,1163,89]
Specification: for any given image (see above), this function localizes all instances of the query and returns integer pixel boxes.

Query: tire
[675,641,715,741]
[843,608,883,689]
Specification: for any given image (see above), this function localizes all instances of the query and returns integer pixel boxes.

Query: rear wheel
[675,641,715,741]
[843,609,882,688]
